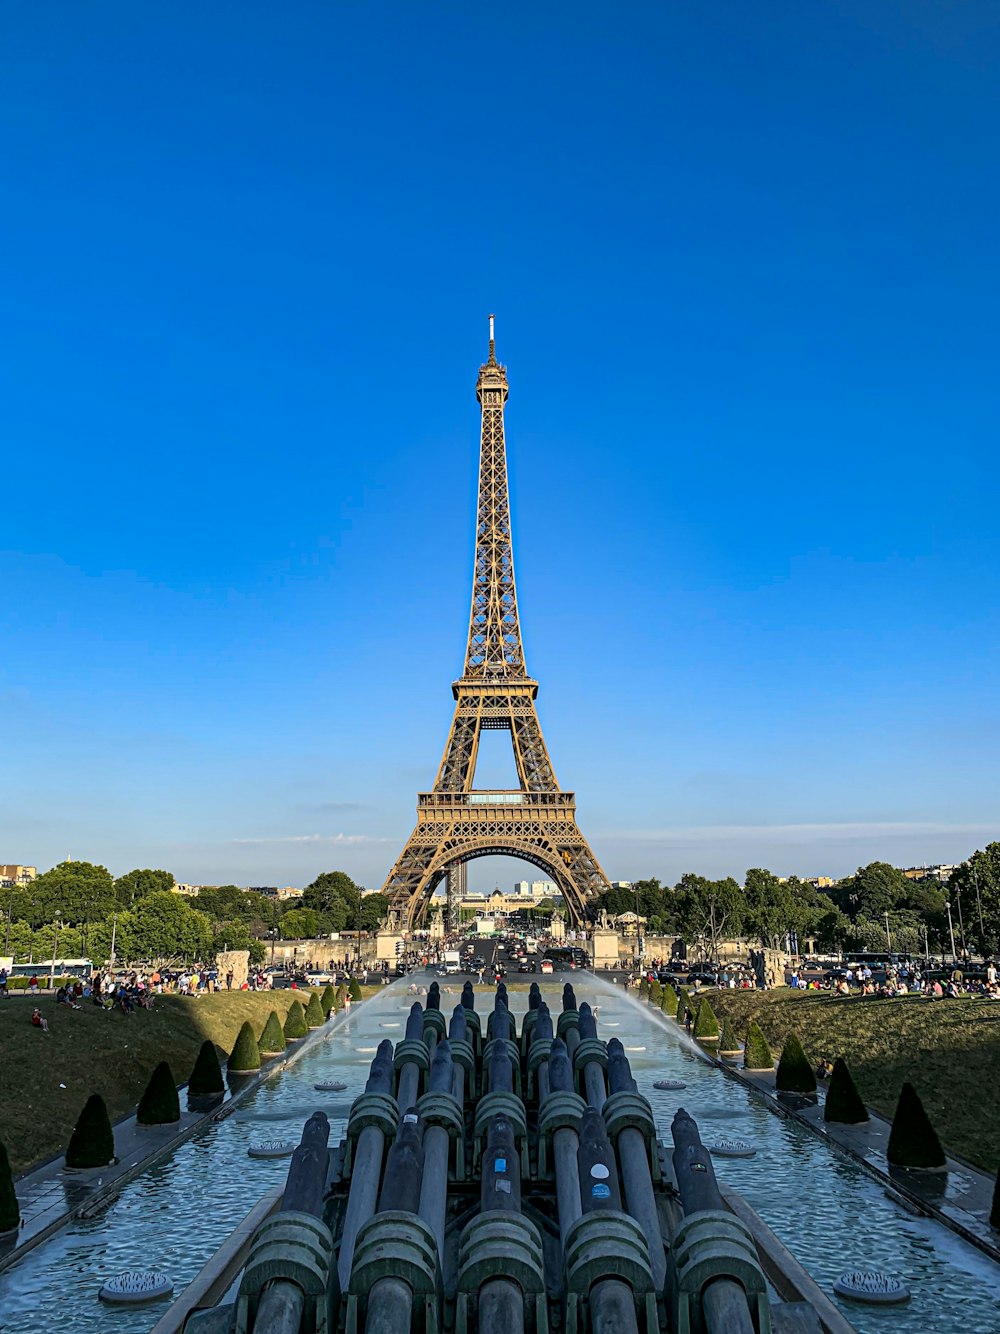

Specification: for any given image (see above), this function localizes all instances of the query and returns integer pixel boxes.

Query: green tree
[349,977,363,1003]
[280,907,320,940]
[302,871,361,928]
[356,892,389,932]
[0,1139,19,1232]
[675,875,742,960]
[742,868,794,950]
[693,997,719,1042]
[258,1010,286,1054]
[743,1022,773,1071]
[948,843,1000,956]
[26,861,117,927]
[136,1061,180,1125]
[834,861,911,921]
[320,984,337,1015]
[127,893,211,961]
[188,1041,225,1100]
[115,869,175,909]
[65,1093,115,1169]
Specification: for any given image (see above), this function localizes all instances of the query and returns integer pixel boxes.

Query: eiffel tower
[381,318,611,929]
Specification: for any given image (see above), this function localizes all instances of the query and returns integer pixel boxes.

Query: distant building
[0,865,36,887]
[804,876,835,889]
[172,883,200,897]
[903,864,958,883]
[609,880,633,891]
[511,879,557,899]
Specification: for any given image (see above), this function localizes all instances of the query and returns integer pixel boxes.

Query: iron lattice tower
[381,318,611,929]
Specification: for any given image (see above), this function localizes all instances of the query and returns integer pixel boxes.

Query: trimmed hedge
[676,987,692,1023]
[743,1021,773,1071]
[719,1017,741,1055]
[188,1040,224,1098]
[229,1020,262,1073]
[335,984,347,1008]
[887,1082,946,1170]
[65,1093,115,1169]
[0,1140,19,1233]
[775,1033,816,1094]
[824,1057,869,1125]
[660,984,678,1017]
[320,984,337,1016]
[284,1000,308,1040]
[305,992,325,1028]
[3,975,75,990]
[348,978,362,1003]
[637,978,649,999]
[693,996,720,1042]
[137,1060,180,1125]
[258,1010,286,1054]
[648,978,662,1007]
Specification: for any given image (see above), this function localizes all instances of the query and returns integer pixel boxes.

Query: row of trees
[1,863,389,966]
[597,845,1000,958]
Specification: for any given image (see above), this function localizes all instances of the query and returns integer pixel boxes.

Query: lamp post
[955,881,967,960]
[884,912,892,956]
[945,901,957,965]
[269,926,278,968]
[48,912,61,992]
[971,865,986,957]
[109,913,118,973]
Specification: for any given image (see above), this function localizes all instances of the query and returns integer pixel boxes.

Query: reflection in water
[0,976,998,1334]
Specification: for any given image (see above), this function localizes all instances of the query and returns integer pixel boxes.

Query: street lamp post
[48,912,61,992]
[884,912,892,955]
[109,913,118,973]
[945,902,957,965]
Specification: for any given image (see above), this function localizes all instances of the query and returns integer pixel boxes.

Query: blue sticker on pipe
[494,1158,507,1172]
[591,1183,611,1198]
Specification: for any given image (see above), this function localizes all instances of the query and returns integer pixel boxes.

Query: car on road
[517,960,535,973]
[540,958,554,974]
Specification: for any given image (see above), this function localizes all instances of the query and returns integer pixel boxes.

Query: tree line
[0,863,389,966]
[599,844,1000,959]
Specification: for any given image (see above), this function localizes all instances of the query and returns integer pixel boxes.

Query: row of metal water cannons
[185,981,775,1334]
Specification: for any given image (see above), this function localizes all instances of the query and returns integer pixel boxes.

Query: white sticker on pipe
[590,1164,610,1179]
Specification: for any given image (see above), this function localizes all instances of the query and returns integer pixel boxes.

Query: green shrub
[887,1082,946,1170]
[824,1058,869,1124]
[719,1017,741,1054]
[228,1020,262,1073]
[991,1168,1000,1230]
[693,996,720,1042]
[136,1060,180,1125]
[188,1040,224,1098]
[648,978,662,1006]
[349,978,362,1003]
[676,987,692,1023]
[0,1140,19,1232]
[258,1010,286,1054]
[743,1021,773,1071]
[637,978,649,999]
[320,984,337,1015]
[284,1000,308,1040]
[65,1093,115,1169]
[775,1033,816,1094]
[305,992,325,1028]
[335,983,347,1008]
[660,984,678,1017]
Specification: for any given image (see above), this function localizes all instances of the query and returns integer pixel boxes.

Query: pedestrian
[226,969,234,991]
[0,967,8,997]
[684,1006,693,1035]
[29,974,39,995]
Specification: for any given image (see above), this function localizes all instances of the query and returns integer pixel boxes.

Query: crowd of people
[792,959,1000,999]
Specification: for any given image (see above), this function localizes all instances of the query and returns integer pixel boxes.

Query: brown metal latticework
[381,319,611,928]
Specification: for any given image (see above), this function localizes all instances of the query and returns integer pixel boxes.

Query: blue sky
[2,2,998,891]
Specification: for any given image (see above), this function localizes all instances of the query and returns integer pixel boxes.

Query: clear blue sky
[3,2,998,892]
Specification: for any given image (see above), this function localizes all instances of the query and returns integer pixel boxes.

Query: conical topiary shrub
[305,991,325,1028]
[719,1017,741,1057]
[648,978,662,1007]
[228,1020,262,1075]
[693,996,720,1043]
[743,1021,773,1071]
[991,1168,1000,1230]
[284,1000,308,1040]
[335,983,347,1008]
[136,1060,180,1126]
[676,987,692,1023]
[258,1009,286,1055]
[320,984,337,1016]
[660,984,678,1017]
[0,1140,19,1235]
[824,1057,869,1124]
[348,978,362,1003]
[775,1033,816,1094]
[887,1082,946,1170]
[65,1093,115,1170]
[188,1040,225,1109]
[637,978,649,999]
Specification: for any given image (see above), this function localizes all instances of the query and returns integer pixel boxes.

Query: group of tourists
[792,959,1000,999]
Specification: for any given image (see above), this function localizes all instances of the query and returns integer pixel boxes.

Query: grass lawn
[708,989,1000,1171]
[0,987,377,1174]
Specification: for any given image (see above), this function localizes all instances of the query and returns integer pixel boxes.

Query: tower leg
[446,863,467,930]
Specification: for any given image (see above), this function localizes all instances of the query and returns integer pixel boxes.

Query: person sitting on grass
[815,1057,833,1080]
[31,1007,50,1033]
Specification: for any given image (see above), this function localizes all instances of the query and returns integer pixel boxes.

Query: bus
[9,958,94,982]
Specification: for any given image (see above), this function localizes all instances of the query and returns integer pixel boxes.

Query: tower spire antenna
[488,313,496,364]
